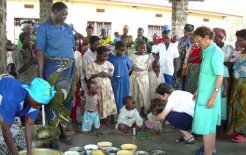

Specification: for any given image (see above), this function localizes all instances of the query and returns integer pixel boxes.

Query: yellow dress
[86,61,117,119]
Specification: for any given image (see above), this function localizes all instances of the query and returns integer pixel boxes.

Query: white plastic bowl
[84,144,99,155]
[64,150,80,155]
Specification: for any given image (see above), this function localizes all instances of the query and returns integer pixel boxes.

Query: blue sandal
[194,145,217,155]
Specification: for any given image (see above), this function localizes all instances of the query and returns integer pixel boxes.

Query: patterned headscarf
[213,28,226,40]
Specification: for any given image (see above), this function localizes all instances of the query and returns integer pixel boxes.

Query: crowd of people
[1,1,246,155]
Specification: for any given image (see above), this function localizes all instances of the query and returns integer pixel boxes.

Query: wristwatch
[214,88,219,92]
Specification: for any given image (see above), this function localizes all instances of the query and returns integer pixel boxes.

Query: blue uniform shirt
[36,19,75,59]
[0,78,40,125]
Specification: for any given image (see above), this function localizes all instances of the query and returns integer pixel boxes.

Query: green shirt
[196,43,224,106]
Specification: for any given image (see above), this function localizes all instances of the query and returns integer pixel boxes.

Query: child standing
[145,106,163,133]
[108,41,132,110]
[130,40,151,116]
[14,32,37,84]
[81,81,100,135]
[148,60,165,106]
[86,46,117,126]
[116,96,143,133]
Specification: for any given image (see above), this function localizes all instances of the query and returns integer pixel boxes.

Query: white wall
[6,0,242,43]
[6,0,39,42]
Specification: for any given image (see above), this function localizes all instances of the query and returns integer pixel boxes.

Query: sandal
[223,132,240,137]
[231,134,246,143]
[194,145,216,155]
[175,137,195,144]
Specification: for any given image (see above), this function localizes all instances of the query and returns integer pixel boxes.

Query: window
[155,14,163,18]
[14,18,39,40]
[24,4,34,9]
[203,18,209,22]
[148,25,162,39]
[96,8,105,13]
[87,21,112,37]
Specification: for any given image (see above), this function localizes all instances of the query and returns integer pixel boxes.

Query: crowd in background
[3,1,246,155]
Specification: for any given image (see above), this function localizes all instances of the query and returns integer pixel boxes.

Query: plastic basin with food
[117,150,134,155]
[84,144,99,155]
[19,148,63,155]
[135,150,150,155]
[150,150,167,155]
[120,144,137,151]
[97,141,113,150]
[22,125,61,149]
[105,147,120,155]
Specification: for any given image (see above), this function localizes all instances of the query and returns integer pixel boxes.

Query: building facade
[6,0,244,43]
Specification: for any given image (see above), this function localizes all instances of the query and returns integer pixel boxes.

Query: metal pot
[22,125,61,149]
[105,147,120,155]
[19,148,63,155]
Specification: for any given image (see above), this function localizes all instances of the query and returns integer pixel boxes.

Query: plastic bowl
[105,147,120,155]
[135,150,150,155]
[120,144,137,151]
[84,144,99,155]
[19,148,63,155]
[97,141,113,150]
[117,150,134,155]
[64,150,80,155]
[69,146,84,153]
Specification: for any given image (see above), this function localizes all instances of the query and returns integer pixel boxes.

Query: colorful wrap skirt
[43,57,76,127]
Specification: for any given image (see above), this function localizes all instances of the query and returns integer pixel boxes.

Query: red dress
[70,86,81,121]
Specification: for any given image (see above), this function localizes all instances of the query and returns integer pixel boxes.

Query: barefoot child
[86,46,117,126]
[130,40,151,117]
[145,105,163,133]
[81,81,100,135]
[108,41,132,110]
[116,96,143,133]
[149,60,165,106]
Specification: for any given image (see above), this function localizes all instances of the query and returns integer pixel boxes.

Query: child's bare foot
[155,130,161,135]
[95,131,102,137]
[87,131,94,136]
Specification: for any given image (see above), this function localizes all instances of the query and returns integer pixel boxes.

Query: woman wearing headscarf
[227,29,246,143]
[121,25,133,55]
[174,24,194,90]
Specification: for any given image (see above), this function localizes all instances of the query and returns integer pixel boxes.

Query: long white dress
[129,53,151,110]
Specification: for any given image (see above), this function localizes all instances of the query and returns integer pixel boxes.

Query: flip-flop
[176,137,195,144]
[223,132,240,137]
[231,134,246,143]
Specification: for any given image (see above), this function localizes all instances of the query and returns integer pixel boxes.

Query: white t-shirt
[221,43,234,62]
[152,43,179,75]
[166,90,195,117]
